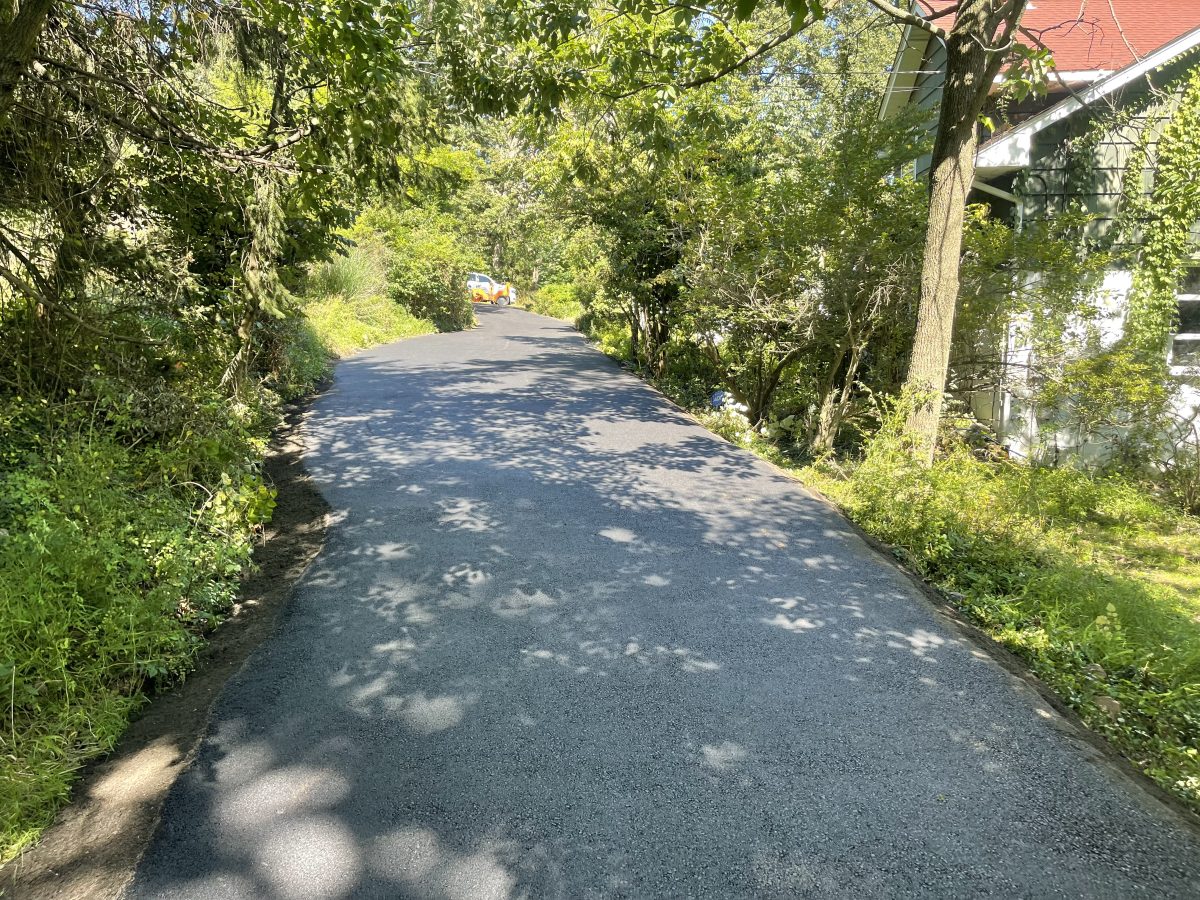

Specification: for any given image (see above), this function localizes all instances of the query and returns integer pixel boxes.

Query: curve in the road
[127,306,1200,899]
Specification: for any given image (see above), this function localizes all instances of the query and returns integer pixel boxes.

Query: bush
[252,314,333,401]
[353,207,477,332]
[303,293,435,357]
[0,395,275,861]
[805,412,1200,811]
[296,235,439,359]
[523,283,584,321]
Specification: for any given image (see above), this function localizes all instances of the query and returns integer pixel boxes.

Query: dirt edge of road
[0,394,331,900]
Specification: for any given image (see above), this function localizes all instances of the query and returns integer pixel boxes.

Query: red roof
[917,0,1200,72]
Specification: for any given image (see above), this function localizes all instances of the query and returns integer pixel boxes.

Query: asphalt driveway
[127,306,1200,899]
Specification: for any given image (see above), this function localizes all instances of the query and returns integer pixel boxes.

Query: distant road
[128,305,1200,899]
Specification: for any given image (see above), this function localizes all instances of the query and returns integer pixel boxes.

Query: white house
[881,1,1200,461]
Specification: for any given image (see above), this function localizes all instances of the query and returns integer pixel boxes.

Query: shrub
[296,233,439,359]
[353,207,477,332]
[254,314,333,401]
[524,283,584,321]
[0,395,274,861]
[805,410,1200,810]
[303,293,435,357]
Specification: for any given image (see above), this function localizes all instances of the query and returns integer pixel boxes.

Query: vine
[1122,63,1200,356]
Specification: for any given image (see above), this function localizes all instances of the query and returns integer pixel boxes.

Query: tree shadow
[128,308,1200,899]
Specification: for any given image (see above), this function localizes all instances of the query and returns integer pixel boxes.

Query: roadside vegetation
[811,437,1200,806]
[520,284,587,323]
[687,401,1200,807]
[3,0,1200,863]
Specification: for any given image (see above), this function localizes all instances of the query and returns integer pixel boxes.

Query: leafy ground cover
[519,284,586,323]
[683,397,1200,814]
[0,393,278,862]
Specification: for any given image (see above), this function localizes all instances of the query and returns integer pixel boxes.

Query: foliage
[1039,347,1176,467]
[0,393,274,862]
[680,75,925,433]
[522,284,586,322]
[995,63,1200,496]
[803,405,1200,812]
[300,240,437,357]
[541,3,927,455]
[353,207,478,332]
[1123,67,1200,355]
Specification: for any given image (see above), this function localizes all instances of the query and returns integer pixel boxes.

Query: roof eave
[976,24,1200,175]
[880,14,937,120]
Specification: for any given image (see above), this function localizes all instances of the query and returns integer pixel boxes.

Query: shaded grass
[690,401,1200,811]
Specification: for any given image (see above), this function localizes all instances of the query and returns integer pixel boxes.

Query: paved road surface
[128,307,1200,899]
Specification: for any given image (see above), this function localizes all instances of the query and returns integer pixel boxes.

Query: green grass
[520,283,585,323]
[695,405,1200,810]
[302,293,435,358]
[808,449,1200,808]
[0,398,275,862]
[299,241,439,359]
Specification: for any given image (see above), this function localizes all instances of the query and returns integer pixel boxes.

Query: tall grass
[299,242,437,358]
[522,283,585,322]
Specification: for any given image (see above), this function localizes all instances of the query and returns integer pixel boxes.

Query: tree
[864,1,1030,458]
[582,0,1034,457]
[679,9,925,436]
[0,0,589,397]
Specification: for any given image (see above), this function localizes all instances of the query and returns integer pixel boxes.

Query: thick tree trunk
[901,0,1027,461]
[0,0,54,119]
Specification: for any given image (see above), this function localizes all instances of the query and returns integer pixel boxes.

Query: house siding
[976,53,1200,460]
[911,38,946,177]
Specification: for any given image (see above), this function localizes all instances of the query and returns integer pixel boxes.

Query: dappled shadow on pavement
[127,307,1200,899]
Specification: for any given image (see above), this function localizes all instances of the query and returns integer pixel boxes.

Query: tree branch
[607,23,804,101]
[863,0,948,39]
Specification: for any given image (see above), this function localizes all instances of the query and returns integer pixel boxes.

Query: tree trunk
[813,344,864,455]
[0,0,54,119]
[901,0,1027,461]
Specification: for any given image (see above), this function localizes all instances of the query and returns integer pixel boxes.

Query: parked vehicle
[467,272,517,306]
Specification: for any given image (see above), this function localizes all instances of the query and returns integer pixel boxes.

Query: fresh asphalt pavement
[128,306,1200,899]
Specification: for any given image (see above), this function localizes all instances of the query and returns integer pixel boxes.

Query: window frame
[1170,263,1200,375]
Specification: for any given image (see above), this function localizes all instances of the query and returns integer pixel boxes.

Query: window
[1173,265,1200,370]
[1180,266,1200,299]
[1180,299,1200,333]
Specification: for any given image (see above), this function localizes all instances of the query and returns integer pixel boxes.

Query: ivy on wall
[1123,64,1200,357]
